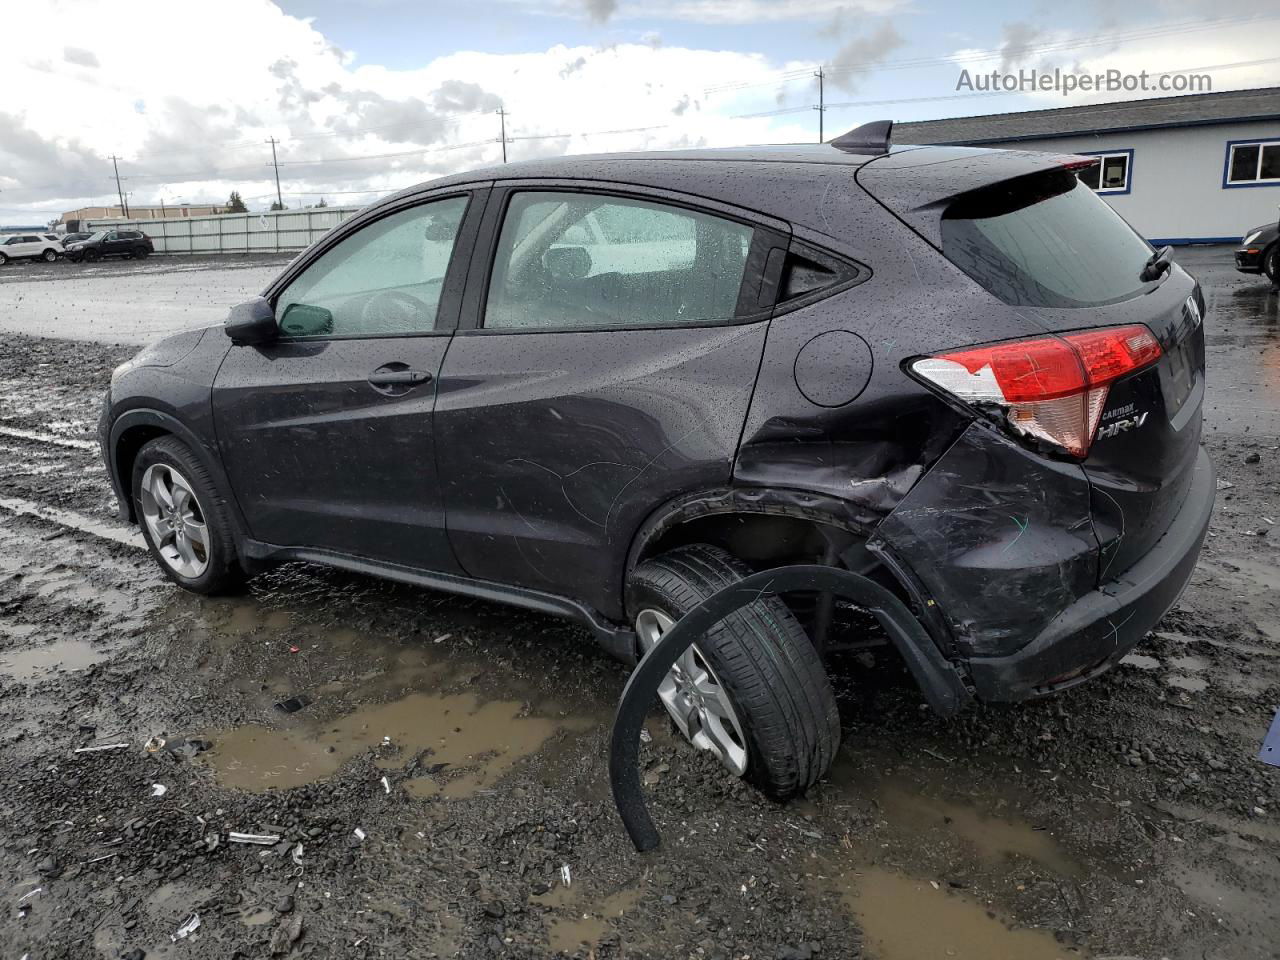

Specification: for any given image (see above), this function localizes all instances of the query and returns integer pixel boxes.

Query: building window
[1076,150,1132,194]
[1225,139,1280,187]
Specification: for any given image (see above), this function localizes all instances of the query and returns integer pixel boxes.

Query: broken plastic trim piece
[609,563,970,852]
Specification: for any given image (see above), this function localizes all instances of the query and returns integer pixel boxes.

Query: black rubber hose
[609,563,967,852]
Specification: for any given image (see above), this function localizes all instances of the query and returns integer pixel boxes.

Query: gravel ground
[0,248,1277,959]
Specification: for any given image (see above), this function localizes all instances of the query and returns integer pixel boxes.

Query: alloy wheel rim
[139,463,210,578]
[635,608,749,775]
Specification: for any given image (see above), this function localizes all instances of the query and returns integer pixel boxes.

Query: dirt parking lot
[0,247,1277,959]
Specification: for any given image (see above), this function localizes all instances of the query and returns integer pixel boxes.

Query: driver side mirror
[224,297,278,345]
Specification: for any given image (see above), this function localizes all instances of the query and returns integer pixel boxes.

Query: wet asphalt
[0,248,1276,959]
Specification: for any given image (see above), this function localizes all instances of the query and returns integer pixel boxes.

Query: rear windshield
[941,169,1154,308]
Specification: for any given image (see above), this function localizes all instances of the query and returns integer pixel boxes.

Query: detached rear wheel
[627,544,841,798]
[132,436,243,594]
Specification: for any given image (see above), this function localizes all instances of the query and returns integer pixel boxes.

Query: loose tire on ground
[131,436,244,595]
[626,543,841,798]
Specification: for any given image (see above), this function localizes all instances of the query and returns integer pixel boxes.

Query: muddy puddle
[808,761,1097,960]
[0,637,109,680]
[852,867,1073,960]
[534,885,643,953]
[873,779,1084,880]
[194,602,600,797]
[202,689,590,796]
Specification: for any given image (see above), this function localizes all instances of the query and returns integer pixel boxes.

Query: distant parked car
[61,232,93,247]
[66,229,154,263]
[1234,220,1279,284]
[0,233,63,265]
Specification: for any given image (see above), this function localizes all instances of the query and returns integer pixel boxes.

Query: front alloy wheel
[635,607,749,775]
[139,463,210,578]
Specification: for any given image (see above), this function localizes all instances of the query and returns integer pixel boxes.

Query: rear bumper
[1235,247,1264,273]
[967,446,1214,701]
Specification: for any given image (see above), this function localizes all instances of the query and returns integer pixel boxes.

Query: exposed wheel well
[114,425,172,521]
[639,511,856,571]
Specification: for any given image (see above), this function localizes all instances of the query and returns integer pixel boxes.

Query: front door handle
[368,369,432,386]
[368,361,433,392]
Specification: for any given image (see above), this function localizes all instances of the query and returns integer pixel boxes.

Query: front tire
[627,544,841,798]
[42,249,57,262]
[84,248,100,262]
[1265,245,1278,286]
[0,252,8,266]
[131,436,243,594]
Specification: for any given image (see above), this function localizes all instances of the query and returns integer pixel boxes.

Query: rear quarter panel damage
[874,423,1098,659]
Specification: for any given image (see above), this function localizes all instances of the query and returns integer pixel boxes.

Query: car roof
[370,141,1075,245]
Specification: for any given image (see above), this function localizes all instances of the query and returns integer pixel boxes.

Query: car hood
[1243,221,1279,242]
[112,328,211,383]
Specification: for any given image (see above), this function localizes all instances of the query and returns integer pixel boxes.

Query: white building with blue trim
[896,86,1280,245]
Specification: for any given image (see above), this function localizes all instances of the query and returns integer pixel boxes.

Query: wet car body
[1234,219,1279,280]
[100,137,1214,757]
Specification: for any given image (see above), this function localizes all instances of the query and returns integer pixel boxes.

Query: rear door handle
[368,369,432,386]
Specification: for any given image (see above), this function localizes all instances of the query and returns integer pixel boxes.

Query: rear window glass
[940,169,1154,308]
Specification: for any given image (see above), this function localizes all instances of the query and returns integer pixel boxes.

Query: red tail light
[910,324,1162,458]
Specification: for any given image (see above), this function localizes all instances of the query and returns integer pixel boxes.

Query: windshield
[941,169,1155,308]
[85,231,107,242]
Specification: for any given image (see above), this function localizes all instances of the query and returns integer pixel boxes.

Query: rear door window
[484,191,754,330]
[941,169,1155,308]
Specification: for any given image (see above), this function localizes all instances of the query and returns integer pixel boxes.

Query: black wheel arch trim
[610,563,973,852]
[107,408,250,546]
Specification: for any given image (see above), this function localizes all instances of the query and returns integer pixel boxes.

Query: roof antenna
[830,120,893,155]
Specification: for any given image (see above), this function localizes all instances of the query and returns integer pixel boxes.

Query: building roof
[895,86,1280,145]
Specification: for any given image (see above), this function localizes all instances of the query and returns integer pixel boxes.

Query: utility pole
[496,107,509,164]
[813,66,826,143]
[266,137,284,210]
[108,155,128,216]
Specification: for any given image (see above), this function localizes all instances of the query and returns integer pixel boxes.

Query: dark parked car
[99,127,1214,797]
[1235,219,1279,283]
[61,232,93,247]
[66,229,153,262]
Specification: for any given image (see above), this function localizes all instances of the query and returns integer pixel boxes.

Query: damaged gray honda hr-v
[100,122,1214,799]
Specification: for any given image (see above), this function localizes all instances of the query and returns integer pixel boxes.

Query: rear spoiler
[855,146,1091,247]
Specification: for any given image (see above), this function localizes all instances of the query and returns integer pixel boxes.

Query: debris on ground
[170,914,200,942]
[73,742,129,754]
[228,832,281,845]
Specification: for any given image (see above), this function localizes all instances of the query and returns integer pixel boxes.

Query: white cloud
[946,18,1278,108]
[0,0,814,217]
